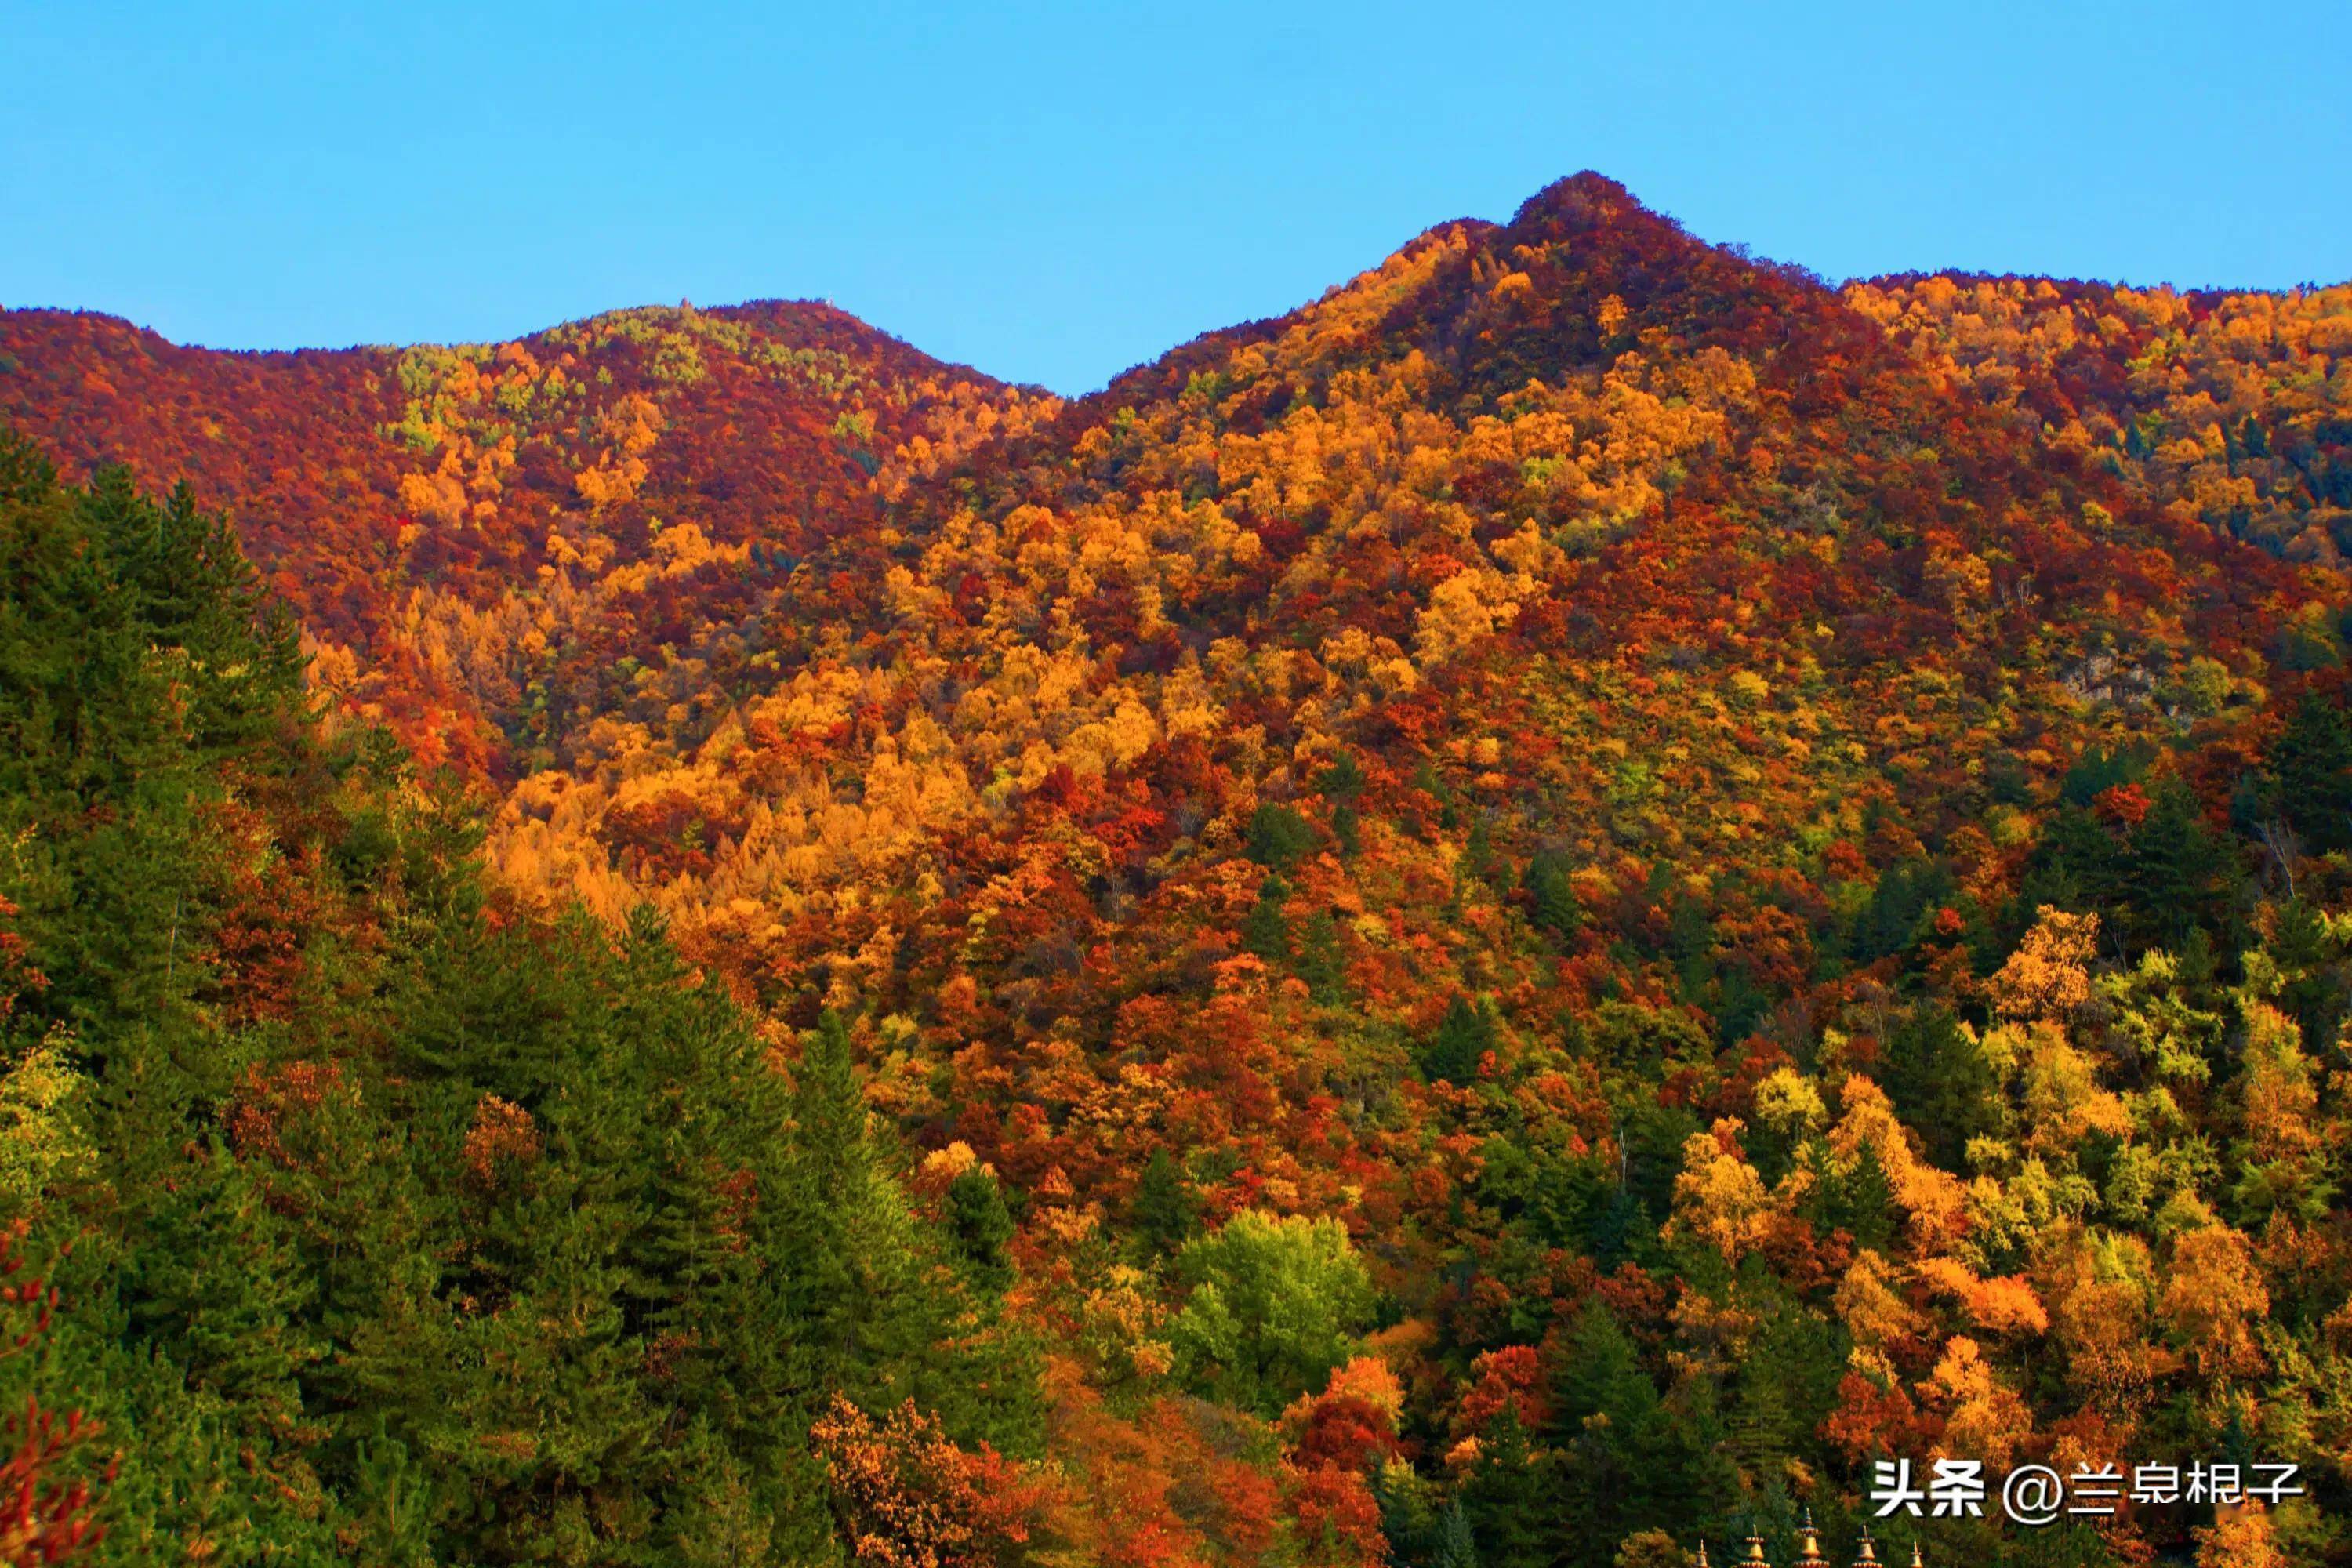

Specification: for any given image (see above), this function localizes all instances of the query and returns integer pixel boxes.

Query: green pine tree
[1130,1147,1200,1257]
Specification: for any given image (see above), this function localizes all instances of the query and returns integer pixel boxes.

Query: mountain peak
[1512,169,1635,219]
[1507,170,1677,241]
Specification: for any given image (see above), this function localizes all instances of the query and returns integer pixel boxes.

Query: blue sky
[3,1,2347,394]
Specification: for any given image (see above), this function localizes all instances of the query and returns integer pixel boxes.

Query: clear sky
[3,1,2347,395]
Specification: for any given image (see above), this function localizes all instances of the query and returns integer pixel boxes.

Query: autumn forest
[2,172,2351,1565]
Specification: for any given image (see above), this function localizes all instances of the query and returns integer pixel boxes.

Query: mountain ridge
[0,291,1047,772]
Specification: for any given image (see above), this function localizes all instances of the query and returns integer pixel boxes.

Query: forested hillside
[0,437,1039,1563]
[3,172,2351,1566]
[0,298,1051,775]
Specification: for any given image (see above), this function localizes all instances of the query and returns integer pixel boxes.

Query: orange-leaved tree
[811,1395,1048,1568]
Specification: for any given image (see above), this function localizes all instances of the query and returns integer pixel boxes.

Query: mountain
[2,172,2350,1566]
[0,298,1051,772]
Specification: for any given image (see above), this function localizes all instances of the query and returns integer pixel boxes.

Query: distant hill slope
[0,299,1051,772]
[1844,268,2352,563]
